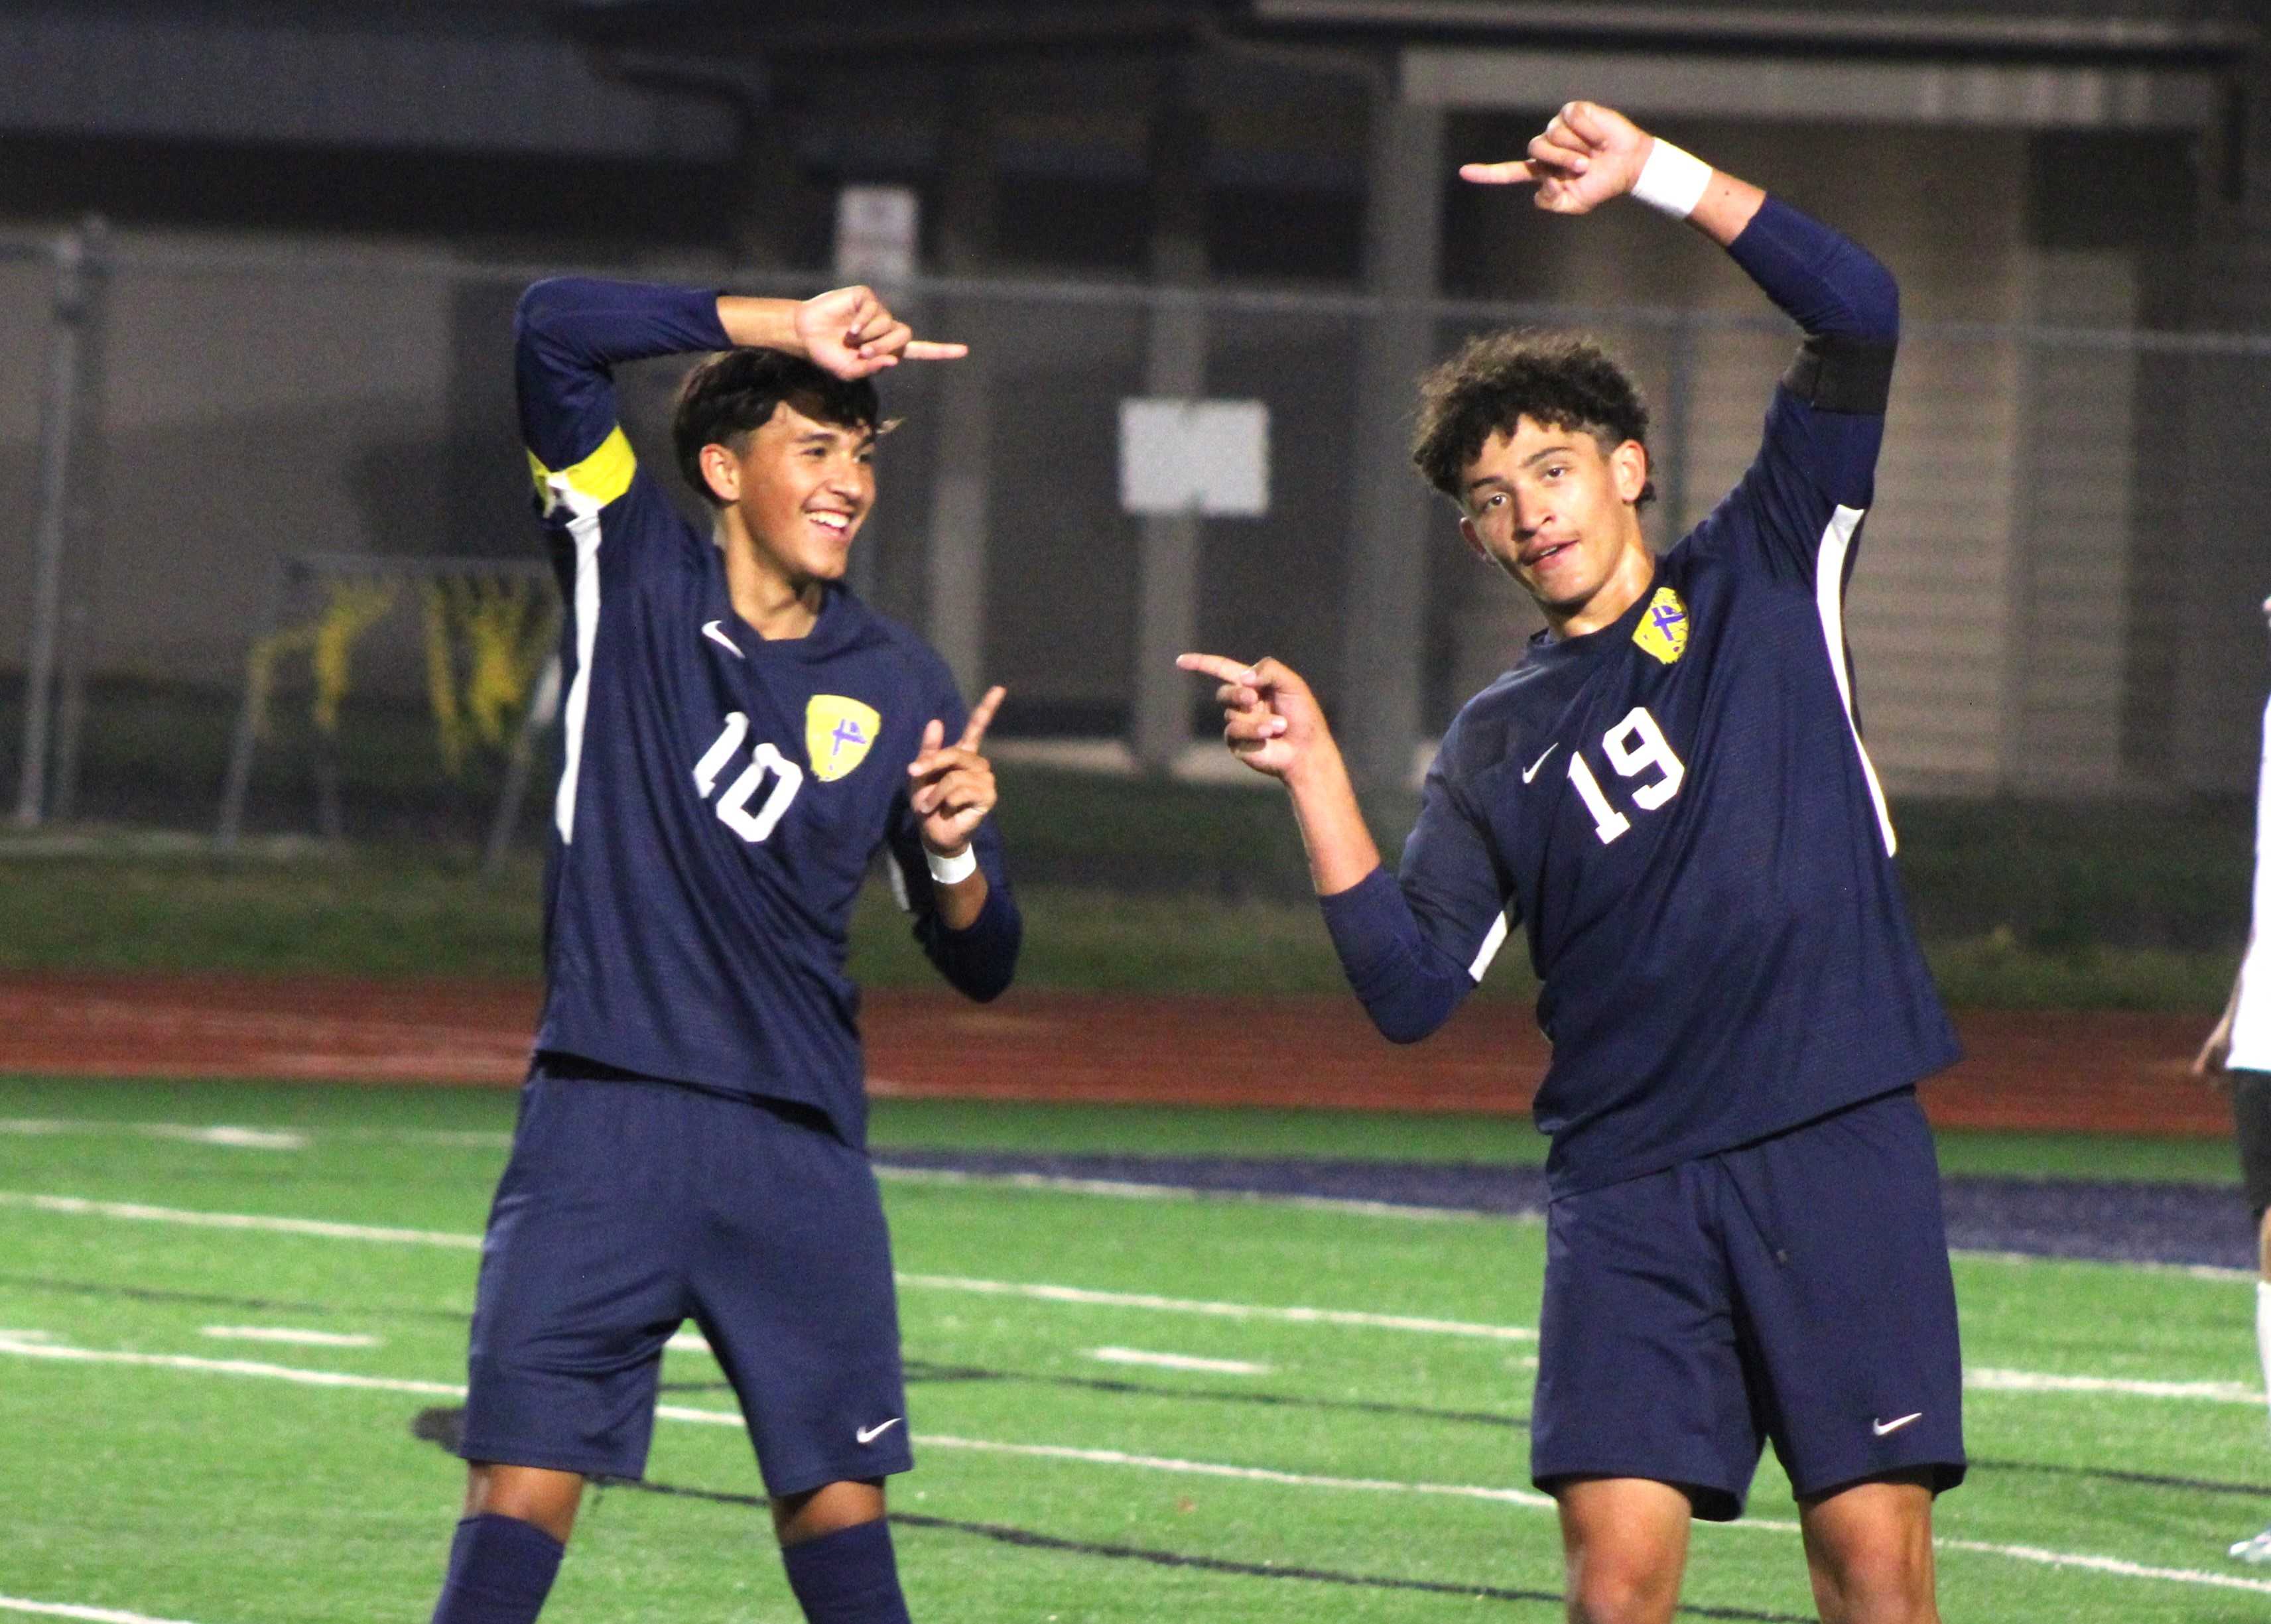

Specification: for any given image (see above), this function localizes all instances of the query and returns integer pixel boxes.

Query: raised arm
[1469,99,1900,599]
[515,279,731,494]
[1462,100,1896,351]
[516,279,967,499]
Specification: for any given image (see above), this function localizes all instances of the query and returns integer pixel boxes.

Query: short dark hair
[1410,331,1653,509]
[672,347,883,506]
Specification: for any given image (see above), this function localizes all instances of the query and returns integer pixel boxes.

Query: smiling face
[1457,414,1654,637]
[700,397,876,592]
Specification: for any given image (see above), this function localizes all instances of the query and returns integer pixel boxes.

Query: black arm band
[1782,333,1898,414]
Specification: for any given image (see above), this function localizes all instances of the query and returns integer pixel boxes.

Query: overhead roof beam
[1252,1,2258,62]
[1401,44,2225,126]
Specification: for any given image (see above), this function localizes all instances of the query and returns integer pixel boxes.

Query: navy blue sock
[780,1518,911,1624]
[430,1513,564,1624]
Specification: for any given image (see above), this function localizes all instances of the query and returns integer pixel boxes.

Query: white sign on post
[834,185,919,283]
[1118,399,1270,518]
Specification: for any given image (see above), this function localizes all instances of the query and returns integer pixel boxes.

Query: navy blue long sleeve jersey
[515,277,1019,1150]
[1323,198,1957,1198]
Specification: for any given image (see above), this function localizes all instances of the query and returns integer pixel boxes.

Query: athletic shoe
[2229,1526,2271,1563]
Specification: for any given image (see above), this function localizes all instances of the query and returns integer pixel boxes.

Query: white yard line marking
[0,1192,1534,1340]
[918,1433,1557,1507]
[666,1332,713,1354]
[9,1190,2263,1397]
[875,1165,1491,1223]
[1931,1538,2271,1594]
[1967,1367,2261,1405]
[0,1334,460,1396]
[199,1326,379,1349]
[1088,1346,1270,1375]
[0,1192,480,1249]
[147,1126,307,1151]
[0,1596,212,1623]
[878,1167,1189,1202]
[0,1119,508,1153]
[0,1119,307,1151]
[898,1274,1535,1342]
[5,1333,2269,1598]
[1959,1248,2257,1281]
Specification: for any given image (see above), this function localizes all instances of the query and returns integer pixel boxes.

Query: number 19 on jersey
[1567,706,1686,845]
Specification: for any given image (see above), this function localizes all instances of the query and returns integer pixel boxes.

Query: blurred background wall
[1,0,2267,830]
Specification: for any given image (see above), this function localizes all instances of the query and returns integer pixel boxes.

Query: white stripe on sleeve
[1468,910,1510,983]
[1814,505,1898,857]
[549,478,604,845]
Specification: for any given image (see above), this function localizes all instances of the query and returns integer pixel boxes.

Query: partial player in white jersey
[2193,590,2271,1564]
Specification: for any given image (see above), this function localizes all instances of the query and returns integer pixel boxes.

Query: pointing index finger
[957,684,1007,751]
[1176,652,1259,685]
[1459,160,1537,186]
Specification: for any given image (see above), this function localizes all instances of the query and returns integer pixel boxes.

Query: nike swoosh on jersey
[856,1417,903,1445]
[1522,743,1560,784]
[1872,1412,1922,1436]
[702,620,744,659]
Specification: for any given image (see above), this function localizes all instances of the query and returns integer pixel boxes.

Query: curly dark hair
[1410,331,1653,509]
[672,347,884,506]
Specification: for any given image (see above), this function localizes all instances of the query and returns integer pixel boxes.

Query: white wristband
[925,843,978,886]
[1630,137,1713,219]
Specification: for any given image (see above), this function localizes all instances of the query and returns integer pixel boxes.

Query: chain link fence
[3,223,2266,849]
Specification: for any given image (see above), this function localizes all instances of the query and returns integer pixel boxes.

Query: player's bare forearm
[1177,653,1382,897]
[1283,742,1385,899]
[930,868,989,932]
[714,295,803,353]
[1677,158,1765,250]
[1458,101,1762,247]
[718,288,966,380]
[2196,960,2248,1077]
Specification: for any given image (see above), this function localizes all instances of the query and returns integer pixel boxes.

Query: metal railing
[5,221,2268,838]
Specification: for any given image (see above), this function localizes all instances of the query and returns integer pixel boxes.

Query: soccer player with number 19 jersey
[1186,102,1962,1623]
[423,278,1017,1624]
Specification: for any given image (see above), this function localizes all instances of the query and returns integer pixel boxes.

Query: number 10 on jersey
[693,713,805,843]
[1567,705,1685,845]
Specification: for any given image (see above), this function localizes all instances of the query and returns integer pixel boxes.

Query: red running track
[0,974,2229,1138]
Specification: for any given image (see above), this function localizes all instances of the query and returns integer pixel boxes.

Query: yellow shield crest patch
[1632,586,1691,666]
[805,695,882,783]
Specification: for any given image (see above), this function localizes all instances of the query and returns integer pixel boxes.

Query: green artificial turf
[1,1075,2266,1623]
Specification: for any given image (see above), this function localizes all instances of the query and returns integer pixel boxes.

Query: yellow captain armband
[527,424,637,512]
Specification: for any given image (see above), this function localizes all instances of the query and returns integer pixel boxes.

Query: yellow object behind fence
[243,569,556,776]
[243,579,401,745]
[422,574,556,776]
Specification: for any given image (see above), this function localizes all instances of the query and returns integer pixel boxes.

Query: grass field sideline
[0,1075,2239,1185]
[0,832,2240,1010]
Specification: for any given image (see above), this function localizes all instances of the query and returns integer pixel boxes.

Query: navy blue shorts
[2231,1070,2271,1221]
[1531,1088,1965,1521]
[458,1054,912,1496]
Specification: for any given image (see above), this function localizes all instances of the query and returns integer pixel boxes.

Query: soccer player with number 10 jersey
[423,277,1016,1624]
